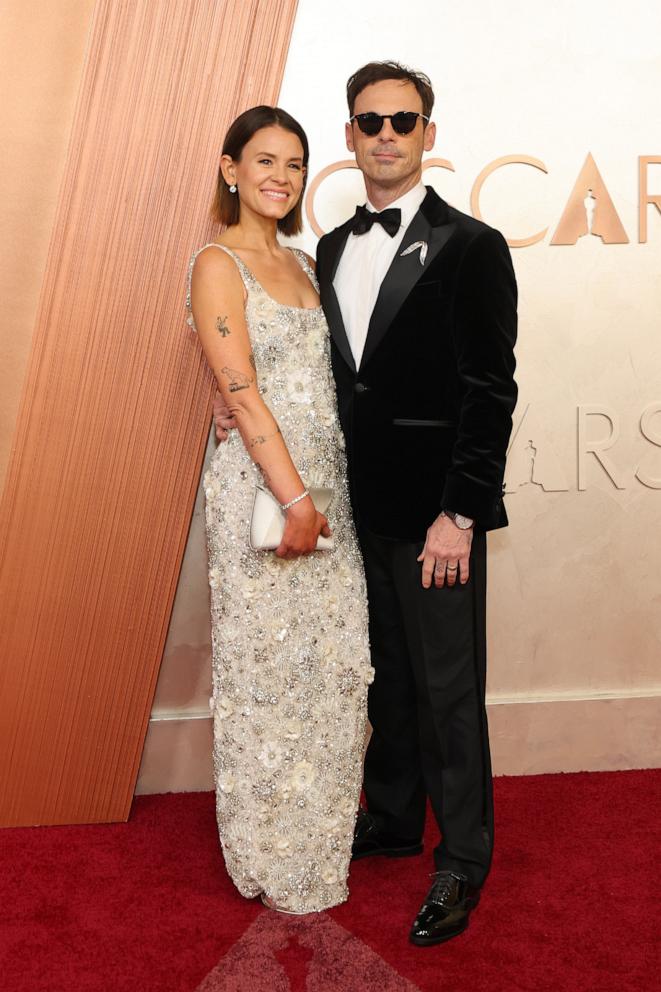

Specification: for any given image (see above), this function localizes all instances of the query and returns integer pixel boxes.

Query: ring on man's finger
[446,564,458,572]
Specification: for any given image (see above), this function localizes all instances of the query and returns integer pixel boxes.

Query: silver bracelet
[280,489,310,511]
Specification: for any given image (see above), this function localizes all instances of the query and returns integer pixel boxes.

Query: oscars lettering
[306,154,661,248]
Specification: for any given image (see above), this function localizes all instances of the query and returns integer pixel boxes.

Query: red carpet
[1,770,659,991]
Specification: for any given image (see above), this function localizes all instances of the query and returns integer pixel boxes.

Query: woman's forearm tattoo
[255,461,271,486]
[249,427,280,448]
[216,315,231,337]
[221,366,253,392]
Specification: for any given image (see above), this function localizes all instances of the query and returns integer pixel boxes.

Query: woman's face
[222,126,306,224]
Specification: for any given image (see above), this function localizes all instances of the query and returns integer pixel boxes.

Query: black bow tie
[352,204,401,237]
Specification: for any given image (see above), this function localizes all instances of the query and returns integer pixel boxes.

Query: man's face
[346,79,436,191]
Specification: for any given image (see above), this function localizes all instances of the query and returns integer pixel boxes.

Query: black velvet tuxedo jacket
[316,186,518,541]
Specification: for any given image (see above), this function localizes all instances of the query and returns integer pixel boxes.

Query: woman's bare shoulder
[191,243,242,287]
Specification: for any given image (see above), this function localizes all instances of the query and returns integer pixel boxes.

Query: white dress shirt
[333,182,427,368]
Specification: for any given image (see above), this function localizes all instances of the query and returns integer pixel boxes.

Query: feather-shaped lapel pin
[399,240,428,266]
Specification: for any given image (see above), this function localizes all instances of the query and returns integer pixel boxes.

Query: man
[216,61,517,945]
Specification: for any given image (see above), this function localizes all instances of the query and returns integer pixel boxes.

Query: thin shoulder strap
[289,247,319,290]
[185,243,252,331]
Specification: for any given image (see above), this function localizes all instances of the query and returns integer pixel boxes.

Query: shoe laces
[428,870,464,906]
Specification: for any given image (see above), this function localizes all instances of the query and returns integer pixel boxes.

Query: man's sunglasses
[349,111,430,136]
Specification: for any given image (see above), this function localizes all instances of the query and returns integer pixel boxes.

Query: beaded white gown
[186,244,373,913]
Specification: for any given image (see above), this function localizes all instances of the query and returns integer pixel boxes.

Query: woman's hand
[275,498,331,559]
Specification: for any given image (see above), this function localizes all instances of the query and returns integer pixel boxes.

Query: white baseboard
[134,691,661,795]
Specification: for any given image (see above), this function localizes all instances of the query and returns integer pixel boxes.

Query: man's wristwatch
[442,509,474,530]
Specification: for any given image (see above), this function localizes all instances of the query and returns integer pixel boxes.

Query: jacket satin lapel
[360,195,455,370]
[318,222,355,373]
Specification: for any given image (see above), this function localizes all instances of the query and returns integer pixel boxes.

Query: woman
[186,106,372,914]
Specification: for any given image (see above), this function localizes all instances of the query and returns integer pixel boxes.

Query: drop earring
[229,183,237,193]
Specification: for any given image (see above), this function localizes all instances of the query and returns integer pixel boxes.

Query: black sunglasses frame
[349,111,430,136]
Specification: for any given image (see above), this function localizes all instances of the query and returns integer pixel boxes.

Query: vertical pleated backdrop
[0,0,299,827]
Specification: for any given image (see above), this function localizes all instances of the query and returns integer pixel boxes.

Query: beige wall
[137,0,661,793]
[137,432,215,795]
[0,0,96,487]
[1,1,657,797]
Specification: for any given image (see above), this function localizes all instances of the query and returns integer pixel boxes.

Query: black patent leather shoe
[409,871,480,946]
[351,807,423,861]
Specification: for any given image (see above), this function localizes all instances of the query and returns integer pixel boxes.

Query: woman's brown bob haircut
[346,61,435,120]
[211,106,309,236]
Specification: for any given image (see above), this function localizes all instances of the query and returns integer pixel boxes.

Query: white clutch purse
[249,485,334,551]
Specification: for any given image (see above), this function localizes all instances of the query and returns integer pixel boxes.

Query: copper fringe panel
[0,0,299,826]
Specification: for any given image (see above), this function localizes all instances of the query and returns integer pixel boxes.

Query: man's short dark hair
[346,61,435,119]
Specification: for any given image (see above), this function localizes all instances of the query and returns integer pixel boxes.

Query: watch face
[454,514,473,530]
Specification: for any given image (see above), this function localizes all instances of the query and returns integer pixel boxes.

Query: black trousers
[357,526,493,888]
